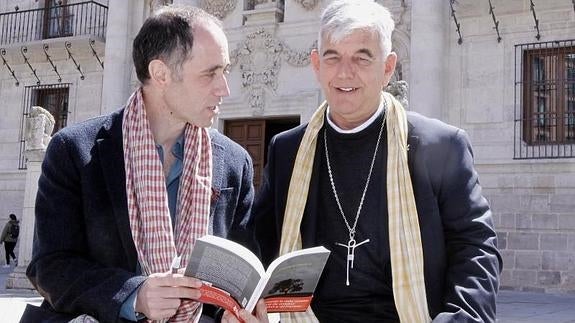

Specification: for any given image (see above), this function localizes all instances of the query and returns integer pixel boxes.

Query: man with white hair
[251,1,502,322]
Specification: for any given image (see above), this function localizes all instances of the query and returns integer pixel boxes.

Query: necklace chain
[323,106,386,241]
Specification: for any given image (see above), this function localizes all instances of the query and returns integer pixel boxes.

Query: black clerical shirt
[311,112,399,322]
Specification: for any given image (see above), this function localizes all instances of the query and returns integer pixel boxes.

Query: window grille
[514,40,575,159]
[18,83,71,169]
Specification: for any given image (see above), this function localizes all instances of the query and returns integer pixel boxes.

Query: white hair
[318,0,395,57]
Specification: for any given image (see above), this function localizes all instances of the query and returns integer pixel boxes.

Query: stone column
[6,150,45,290]
[7,107,55,290]
[100,0,145,113]
[409,0,448,120]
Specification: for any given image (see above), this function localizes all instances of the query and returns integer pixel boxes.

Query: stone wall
[448,1,575,292]
[479,162,575,292]
[0,0,107,225]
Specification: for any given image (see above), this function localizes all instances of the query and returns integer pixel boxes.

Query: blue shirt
[157,135,185,225]
[120,134,185,321]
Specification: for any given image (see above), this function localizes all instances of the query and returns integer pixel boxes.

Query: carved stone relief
[201,0,237,19]
[294,0,319,10]
[231,29,315,114]
[25,106,55,150]
[149,0,173,13]
[386,80,409,109]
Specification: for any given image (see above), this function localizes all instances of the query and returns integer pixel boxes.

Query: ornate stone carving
[149,0,173,13]
[283,40,316,67]
[200,0,237,19]
[294,0,319,10]
[231,29,313,114]
[25,106,55,150]
[386,80,409,109]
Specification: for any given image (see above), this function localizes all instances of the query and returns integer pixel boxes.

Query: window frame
[522,45,575,145]
[514,40,575,159]
[18,83,71,169]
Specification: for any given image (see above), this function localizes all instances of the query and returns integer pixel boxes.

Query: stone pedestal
[6,150,45,290]
[6,265,33,290]
[243,2,283,25]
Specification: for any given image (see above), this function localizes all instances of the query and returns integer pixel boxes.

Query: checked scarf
[278,92,431,323]
[122,88,212,323]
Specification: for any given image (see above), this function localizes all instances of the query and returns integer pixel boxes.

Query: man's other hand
[135,272,202,320]
[221,299,269,323]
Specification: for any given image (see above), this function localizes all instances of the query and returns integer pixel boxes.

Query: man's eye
[324,56,339,64]
[356,57,372,66]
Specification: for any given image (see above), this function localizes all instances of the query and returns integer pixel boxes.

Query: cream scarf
[278,92,431,322]
[122,88,212,322]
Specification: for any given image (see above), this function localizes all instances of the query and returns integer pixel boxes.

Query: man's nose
[336,59,355,79]
[214,73,230,97]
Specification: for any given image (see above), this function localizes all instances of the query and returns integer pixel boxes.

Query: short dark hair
[9,214,16,220]
[132,6,222,83]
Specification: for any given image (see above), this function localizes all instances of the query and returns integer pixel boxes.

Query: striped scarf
[279,92,431,323]
[122,88,212,323]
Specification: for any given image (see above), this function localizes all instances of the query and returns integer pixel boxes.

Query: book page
[260,247,330,312]
[186,236,265,308]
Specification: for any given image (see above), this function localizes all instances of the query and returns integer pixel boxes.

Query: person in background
[22,5,264,323]
[252,0,502,322]
[1,213,19,267]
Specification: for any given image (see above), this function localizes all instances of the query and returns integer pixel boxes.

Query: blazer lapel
[300,133,322,248]
[210,138,225,194]
[96,116,139,271]
[209,133,225,235]
[407,122,420,172]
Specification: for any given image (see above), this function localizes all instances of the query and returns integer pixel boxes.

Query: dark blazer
[22,109,256,323]
[254,111,502,323]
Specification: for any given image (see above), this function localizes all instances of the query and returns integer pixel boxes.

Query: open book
[185,235,330,316]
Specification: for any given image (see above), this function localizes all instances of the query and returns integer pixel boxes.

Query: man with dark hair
[1,213,19,267]
[21,6,265,323]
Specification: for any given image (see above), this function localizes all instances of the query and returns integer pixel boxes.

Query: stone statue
[26,106,55,150]
[386,80,409,109]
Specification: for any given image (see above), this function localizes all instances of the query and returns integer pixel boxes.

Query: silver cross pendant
[335,238,370,286]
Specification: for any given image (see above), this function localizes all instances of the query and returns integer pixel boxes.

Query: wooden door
[225,120,266,189]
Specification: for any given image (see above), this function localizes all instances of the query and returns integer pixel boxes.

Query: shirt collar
[155,132,185,162]
[172,133,184,160]
[326,99,385,134]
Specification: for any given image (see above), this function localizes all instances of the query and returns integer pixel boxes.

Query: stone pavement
[1,264,575,322]
[0,263,42,323]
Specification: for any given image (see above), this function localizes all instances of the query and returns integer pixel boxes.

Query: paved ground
[0,263,42,323]
[1,264,575,322]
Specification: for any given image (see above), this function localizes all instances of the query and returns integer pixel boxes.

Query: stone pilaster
[100,0,145,113]
[409,0,448,120]
[6,150,44,290]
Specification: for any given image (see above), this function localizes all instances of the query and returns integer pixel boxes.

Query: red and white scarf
[122,88,212,322]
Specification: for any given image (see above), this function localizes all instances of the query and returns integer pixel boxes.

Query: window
[18,84,70,169]
[43,0,73,39]
[514,40,575,159]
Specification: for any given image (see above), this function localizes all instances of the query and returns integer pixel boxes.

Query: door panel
[224,118,300,190]
[225,120,265,189]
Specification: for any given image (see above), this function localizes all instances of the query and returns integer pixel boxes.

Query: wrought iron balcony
[0,1,108,46]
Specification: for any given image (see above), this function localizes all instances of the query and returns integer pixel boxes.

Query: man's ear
[148,59,171,86]
[383,52,397,86]
[311,49,320,77]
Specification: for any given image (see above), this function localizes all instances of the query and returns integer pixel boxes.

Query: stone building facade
[0,0,109,266]
[0,0,573,293]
